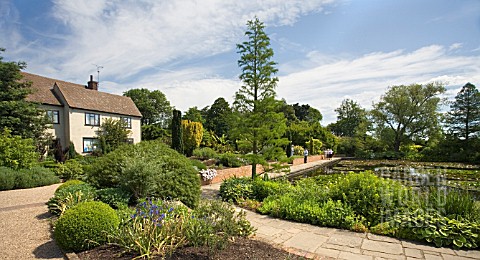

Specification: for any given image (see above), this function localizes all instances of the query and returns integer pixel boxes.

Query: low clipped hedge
[54,201,119,252]
[0,166,59,191]
[86,140,201,208]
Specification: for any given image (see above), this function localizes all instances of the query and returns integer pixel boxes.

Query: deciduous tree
[371,83,445,152]
[123,88,172,127]
[97,118,132,154]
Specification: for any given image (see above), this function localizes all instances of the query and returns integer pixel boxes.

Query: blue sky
[1,0,479,124]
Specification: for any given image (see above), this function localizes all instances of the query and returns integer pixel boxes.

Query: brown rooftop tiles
[22,72,142,117]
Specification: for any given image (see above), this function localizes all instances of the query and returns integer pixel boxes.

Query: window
[83,138,99,153]
[85,113,100,126]
[121,117,132,128]
[47,110,59,124]
[125,138,134,144]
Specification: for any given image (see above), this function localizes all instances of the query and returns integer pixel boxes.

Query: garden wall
[206,154,326,185]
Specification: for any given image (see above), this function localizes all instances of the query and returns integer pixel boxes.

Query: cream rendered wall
[38,104,66,147]
[68,108,141,154]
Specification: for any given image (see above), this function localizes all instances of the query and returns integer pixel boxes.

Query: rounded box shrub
[54,201,119,252]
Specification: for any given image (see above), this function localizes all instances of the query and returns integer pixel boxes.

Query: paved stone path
[0,183,64,260]
[201,159,480,260]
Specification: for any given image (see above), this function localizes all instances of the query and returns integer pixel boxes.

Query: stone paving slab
[361,239,404,255]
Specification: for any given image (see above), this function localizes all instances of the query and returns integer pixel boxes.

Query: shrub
[55,180,85,194]
[54,201,119,252]
[252,179,292,201]
[86,140,201,208]
[0,166,59,191]
[420,188,480,222]
[54,159,84,180]
[219,177,254,203]
[217,153,244,167]
[96,187,131,209]
[48,183,97,216]
[0,167,16,190]
[15,167,59,189]
[190,159,207,170]
[192,147,218,160]
[0,129,39,170]
[326,172,412,226]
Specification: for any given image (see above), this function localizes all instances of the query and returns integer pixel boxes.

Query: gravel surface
[0,184,65,260]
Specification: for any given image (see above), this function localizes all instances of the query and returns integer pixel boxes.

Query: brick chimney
[86,75,98,90]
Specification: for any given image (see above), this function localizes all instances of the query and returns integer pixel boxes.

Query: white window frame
[85,113,100,126]
[83,138,99,153]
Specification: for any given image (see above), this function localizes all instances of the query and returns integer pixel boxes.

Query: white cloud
[277,45,480,124]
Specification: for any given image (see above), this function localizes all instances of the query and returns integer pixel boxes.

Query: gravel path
[0,184,65,260]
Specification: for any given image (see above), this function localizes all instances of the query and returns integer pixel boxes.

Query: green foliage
[171,109,183,154]
[371,83,446,152]
[252,178,292,201]
[55,180,85,194]
[112,198,254,258]
[141,124,169,141]
[0,166,58,191]
[204,97,232,137]
[446,83,480,141]
[419,188,480,222]
[123,88,172,127]
[217,152,245,167]
[192,147,218,160]
[0,128,39,169]
[0,49,49,142]
[54,201,119,252]
[97,118,132,154]
[189,159,207,170]
[305,138,322,155]
[393,210,480,248]
[183,106,205,124]
[219,177,254,203]
[327,172,412,226]
[86,140,201,208]
[0,167,15,190]
[329,99,368,137]
[181,120,204,156]
[233,18,287,178]
[54,159,84,180]
[96,187,131,209]
[14,167,59,189]
[48,183,97,216]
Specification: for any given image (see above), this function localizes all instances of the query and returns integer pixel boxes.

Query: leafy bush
[393,210,480,248]
[54,159,84,180]
[420,188,480,221]
[219,177,254,202]
[86,140,201,208]
[48,183,97,216]
[326,172,412,226]
[55,180,85,194]
[252,178,292,201]
[54,201,119,252]
[96,187,131,209]
[190,159,207,170]
[192,147,218,160]
[0,128,39,170]
[0,167,16,190]
[14,167,59,189]
[217,153,244,168]
[0,166,59,191]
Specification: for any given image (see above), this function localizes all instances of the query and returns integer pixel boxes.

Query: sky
[1,0,479,124]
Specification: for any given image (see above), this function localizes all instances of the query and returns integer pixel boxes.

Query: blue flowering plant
[113,198,189,258]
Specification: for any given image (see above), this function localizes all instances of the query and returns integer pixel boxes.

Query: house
[22,72,142,154]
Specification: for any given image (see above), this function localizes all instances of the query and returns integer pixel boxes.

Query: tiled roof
[22,72,142,117]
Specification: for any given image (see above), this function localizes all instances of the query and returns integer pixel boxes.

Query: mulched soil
[77,237,306,260]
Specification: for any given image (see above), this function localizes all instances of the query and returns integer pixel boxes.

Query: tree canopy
[446,83,480,141]
[233,17,287,178]
[0,48,48,142]
[329,99,368,137]
[371,83,445,152]
[123,88,172,127]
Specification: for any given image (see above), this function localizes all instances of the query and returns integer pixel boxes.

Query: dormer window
[85,113,100,126]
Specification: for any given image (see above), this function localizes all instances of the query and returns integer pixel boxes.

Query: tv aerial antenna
[92,64,104,86]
